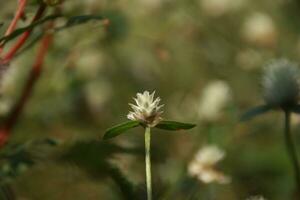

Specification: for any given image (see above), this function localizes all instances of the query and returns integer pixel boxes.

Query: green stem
[145,127,152,200]
[284,111,300,191]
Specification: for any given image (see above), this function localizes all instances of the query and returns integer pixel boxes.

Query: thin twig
[1,4,46,64]
[0,0,28,55]
[0,23,53,147]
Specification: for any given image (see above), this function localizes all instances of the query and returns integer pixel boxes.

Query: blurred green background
[1,0,300,199]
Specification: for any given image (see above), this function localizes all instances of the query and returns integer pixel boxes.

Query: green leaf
[55,15,105,31]
[0,14,61,44]
[240,105,272,121]
[0,14,105,44]
[58,141,138,199]
[103,121,140,140]
[155,120,196,131]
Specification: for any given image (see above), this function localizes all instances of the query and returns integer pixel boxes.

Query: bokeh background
[1,0,300,199]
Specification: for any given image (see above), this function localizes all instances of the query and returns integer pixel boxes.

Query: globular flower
[241,59,300,121]
[188,145,231,184]
[127,91,164,127]
[263,59,300,109]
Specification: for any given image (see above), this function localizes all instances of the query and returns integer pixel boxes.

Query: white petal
[150,91,156,102]
[134,98,142,107]
[195,145,225,165]
[127,112,136,120]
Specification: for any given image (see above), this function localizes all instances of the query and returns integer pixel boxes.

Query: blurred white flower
[84,80,112,113]
[199,0,246,17]
[246,195,267,200]
[241,13,277,47]
[75,49,105,79]
[198,80,231,121]
[127,91,164,127]
[188,145,231,184]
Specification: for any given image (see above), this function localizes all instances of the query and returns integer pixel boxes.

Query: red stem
[5,0,27,36]
[0,24,53,147]
[0,0,28,55]
[1,4,46,63]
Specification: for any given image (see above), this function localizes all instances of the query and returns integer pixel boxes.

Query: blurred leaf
[15,31,44,58]
[0,14,61,44]
[59,141,139,199]
[55,15,105,31]
[0,138,58,184]
[155,121,196,131]
[103,121,140,140]
[0,14,105,44]
[0,184,15,200]
[107,164,136,200]
[240,105,272,121]
[101,11,129,43]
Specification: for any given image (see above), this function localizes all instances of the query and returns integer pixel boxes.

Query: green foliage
[240,105,272,121]
[102,11,129,43]
[55,15,105,31]
[155,121,196,131]
[0,138,58,184]
[0,184,15,200]
[0,14,106,44]
[1,0,300,199]
[58,141,140,199]
[103,121,140,140]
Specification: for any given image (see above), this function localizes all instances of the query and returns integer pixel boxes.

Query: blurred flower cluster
[188,145,230,184]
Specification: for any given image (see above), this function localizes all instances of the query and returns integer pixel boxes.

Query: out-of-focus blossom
[246,195,267,200]
[241,13,277,48]
[75,49,105,79]
[198,80,232,121]
[84,80,112,113]
[199,0,246,17]
[127,91,163,127]
[188,145,231,184]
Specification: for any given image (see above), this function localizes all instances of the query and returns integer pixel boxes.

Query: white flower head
[188,145,231,184]
[127,91,164,127]
[262,59,300,109]
[198,80,231,121]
